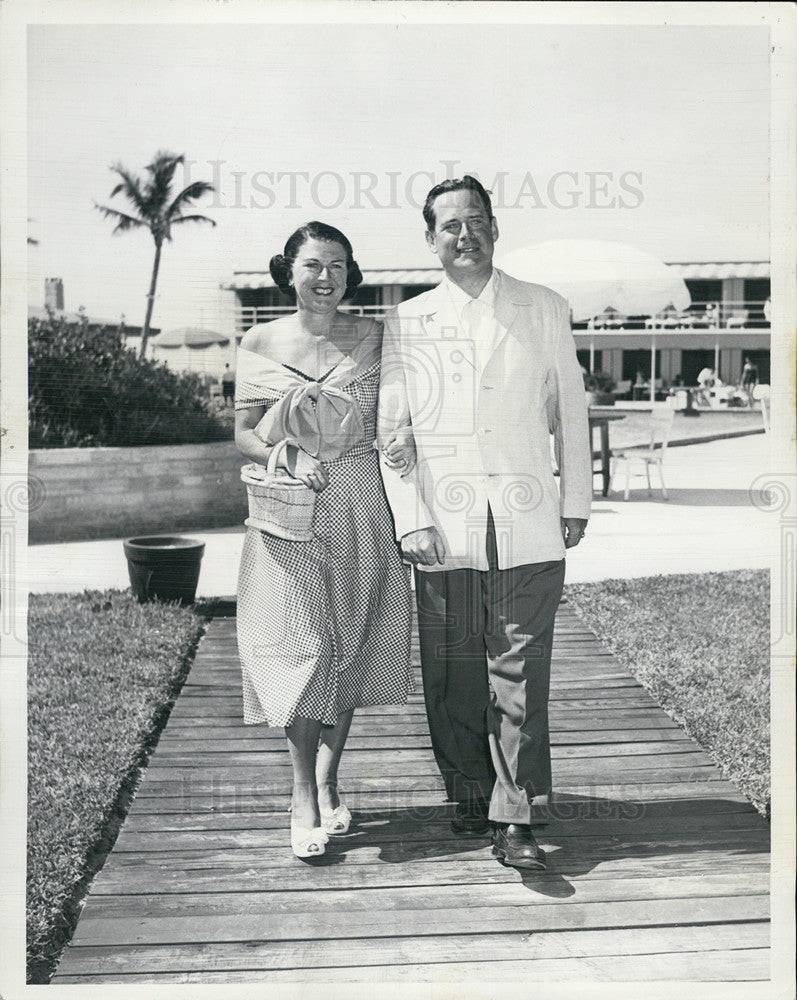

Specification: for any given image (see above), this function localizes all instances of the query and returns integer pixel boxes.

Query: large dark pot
[123,535,205,604]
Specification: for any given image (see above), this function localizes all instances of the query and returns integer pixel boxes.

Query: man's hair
[422,175,494,232]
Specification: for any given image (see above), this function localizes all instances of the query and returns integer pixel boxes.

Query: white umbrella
[496,238,690,322]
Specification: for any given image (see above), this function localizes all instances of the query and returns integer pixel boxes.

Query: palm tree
[95,151,215,357]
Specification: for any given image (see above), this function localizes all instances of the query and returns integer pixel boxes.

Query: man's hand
[561,517,588,549]
[382,426,417,477]
[400,527,446,566]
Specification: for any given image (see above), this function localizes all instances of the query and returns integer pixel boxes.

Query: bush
[29,313,232,448]
[583,370,616,393]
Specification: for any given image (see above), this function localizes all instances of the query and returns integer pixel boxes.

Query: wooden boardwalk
[53,601,770,984]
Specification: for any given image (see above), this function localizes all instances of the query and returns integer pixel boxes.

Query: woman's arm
[234,404,274,466]
[234,403,330,492]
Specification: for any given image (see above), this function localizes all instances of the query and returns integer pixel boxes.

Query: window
[743,279,771,327]
[577,349,602,372]
[681,350,715,384]
[622,349,661,381]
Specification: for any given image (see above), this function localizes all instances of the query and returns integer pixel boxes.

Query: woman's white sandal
[290,824,329,859]
[320,803,352,835]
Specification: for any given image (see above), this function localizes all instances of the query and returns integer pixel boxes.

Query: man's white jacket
[378,269,592,571]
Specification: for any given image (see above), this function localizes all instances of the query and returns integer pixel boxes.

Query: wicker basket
[241,441,316,541]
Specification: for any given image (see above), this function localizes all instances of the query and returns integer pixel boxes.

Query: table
[588,408,627,496]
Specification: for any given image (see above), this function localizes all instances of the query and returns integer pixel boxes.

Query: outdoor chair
[753,384,770,434]
[726,310,749,329]
[614,379,632,400]
[609,405,676,501]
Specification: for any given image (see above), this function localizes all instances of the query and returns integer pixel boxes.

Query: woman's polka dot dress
[236,355,414,728]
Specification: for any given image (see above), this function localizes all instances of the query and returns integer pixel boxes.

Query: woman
[234,222,414,861]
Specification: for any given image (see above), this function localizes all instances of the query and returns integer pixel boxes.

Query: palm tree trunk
[140,239,163,358]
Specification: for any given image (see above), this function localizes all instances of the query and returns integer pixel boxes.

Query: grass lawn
[27,590,206,984]
[564,569,770,817]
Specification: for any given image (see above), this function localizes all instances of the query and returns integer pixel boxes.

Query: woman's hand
[382,426,417,477]
[282,444,329,492]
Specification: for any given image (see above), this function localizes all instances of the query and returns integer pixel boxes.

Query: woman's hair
[269,221,364,302]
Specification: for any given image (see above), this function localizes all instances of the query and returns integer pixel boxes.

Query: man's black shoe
[492,823,546,870]
[450,799,491,836]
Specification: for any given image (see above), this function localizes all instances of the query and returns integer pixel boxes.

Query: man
[221,363,236,406]
[378,175,591,870]
[695,365,716,408]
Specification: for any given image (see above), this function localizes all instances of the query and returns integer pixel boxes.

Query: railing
[238,300,771,334]
[574,300,770,332]
[236,303,386,332]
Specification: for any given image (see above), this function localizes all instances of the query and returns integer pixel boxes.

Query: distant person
[221,363,236,406]
[704,302,719,327]
[740,356,758,408]
[695,366,716,407]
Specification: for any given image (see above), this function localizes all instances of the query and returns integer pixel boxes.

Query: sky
[26,18,771,335]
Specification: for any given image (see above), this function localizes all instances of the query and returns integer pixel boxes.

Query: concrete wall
[29,441,248,543]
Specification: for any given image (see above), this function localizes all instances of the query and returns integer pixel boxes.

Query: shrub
[583,370,616,393]
[29,313,231,448]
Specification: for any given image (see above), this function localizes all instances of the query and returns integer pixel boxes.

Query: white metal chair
[726,310,749,329]
[753,384,770,434]
[609,406,676,501]
[614,379,632,400]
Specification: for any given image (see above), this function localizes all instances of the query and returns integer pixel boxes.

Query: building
[221,260,770,393]
[29,278,160,345]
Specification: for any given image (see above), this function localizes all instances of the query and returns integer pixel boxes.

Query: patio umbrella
[496,239,691,403]
[495,239,690,322]
[150,326,231,348]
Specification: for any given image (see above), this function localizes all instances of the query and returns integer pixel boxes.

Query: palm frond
[167,181,216,217]
[170,214,217,226]
[167,181,216,215]
[146,153,184,213]
[108,164,147,217]
[94,203,147,234]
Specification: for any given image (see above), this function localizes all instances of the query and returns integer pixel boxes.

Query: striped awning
[222,261,769,291]
[223,268,443,291]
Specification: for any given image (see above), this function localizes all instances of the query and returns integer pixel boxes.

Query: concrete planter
[29,440,247,543]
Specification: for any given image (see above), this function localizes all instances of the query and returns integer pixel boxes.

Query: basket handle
[267,439,290,475]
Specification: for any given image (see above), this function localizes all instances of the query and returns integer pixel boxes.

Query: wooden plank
[92,830,771,885]
[119,793,760,831]
[53,912,769,975]
[151,731,692,758]
[128,767,736,805]
[74,871,770,925]
[55,949,769,984]
[110,809,768,853]
[87,849,770,896]
[160,710,687,738]
[143,740,705,771]
[68,893,769,948]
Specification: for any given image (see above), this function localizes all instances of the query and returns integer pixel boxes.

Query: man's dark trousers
[415,510,565,824]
